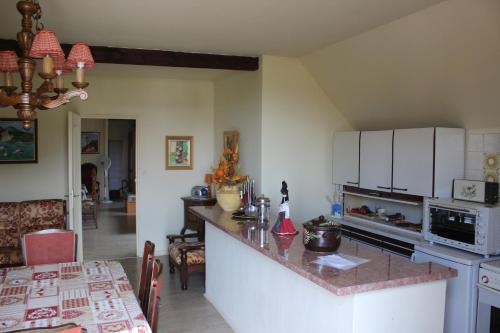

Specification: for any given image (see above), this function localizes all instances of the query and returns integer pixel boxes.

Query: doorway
[80,118,137,260]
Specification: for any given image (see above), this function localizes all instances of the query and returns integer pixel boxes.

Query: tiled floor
[119,256,234,333]
[83,201,137,260]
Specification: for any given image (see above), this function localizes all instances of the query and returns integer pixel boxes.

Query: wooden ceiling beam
[0,39,259,71]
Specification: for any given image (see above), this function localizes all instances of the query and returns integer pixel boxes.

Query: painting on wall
[81,132,100,154]
[0,118,38,164]
[166,136,193,170]
[224,130,239,152]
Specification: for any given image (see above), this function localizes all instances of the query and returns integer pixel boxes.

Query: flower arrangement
[213,142,246,188]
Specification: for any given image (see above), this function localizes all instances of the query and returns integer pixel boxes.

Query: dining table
[0,261,151,333]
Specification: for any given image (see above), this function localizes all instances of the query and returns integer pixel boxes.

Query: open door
[67,111,83,261]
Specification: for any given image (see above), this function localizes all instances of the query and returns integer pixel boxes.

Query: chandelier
[0,0,94,129]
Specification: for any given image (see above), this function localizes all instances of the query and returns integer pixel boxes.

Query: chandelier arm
[39,89,89,109]
[0,90,21,107]
[35,80,52,97]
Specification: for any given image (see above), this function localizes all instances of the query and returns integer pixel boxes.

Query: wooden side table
[181,196,217,240]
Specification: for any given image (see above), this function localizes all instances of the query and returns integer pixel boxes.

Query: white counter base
[205,223,447,333]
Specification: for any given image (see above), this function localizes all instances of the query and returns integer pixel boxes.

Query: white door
[360,130,393,192]
[333,131,360,186]
[392,128,434,197]
[67,111,83,261]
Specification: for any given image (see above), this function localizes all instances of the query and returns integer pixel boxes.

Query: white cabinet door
[393,128,434,197]
[360,130,393,192]
[333,131,360,186]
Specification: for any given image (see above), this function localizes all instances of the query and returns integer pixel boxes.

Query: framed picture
[81,132,100,154]
[166,136,193,170]
[0,118,38,164]
[224,130,239,152]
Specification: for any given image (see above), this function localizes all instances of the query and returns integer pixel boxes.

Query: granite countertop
[191,205,457,296]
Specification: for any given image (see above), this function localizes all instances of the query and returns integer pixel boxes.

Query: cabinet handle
[377,186,391,190]
[346,181,359,185]
[393,187,408,192]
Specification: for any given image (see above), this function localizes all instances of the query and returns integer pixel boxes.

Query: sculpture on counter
[272,181,298,235]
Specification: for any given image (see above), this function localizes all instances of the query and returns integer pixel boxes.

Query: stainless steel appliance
[191,186,209,198]
[424,198,500,256]
[477,260,500,332]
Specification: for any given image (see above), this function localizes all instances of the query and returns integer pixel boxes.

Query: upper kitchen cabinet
[434,128,465,198]
[333,131,360,186]
[360,130,394,192]
[393,128,434,196]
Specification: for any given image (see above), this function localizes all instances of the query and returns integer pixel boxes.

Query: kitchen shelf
[341,191,423,206]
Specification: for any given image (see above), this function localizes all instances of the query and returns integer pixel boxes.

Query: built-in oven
[424,198,500,256]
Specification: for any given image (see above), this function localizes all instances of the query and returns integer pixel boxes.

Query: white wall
[1,67,215,257]
[0,109,67,202]
[301,0,500,130]
[260,56,352,222]
[72,71,215,256]
[214,70,262,193]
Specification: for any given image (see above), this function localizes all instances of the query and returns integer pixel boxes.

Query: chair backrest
[147,259,163,333]
[139,241,155,312]
[22,229,76,266]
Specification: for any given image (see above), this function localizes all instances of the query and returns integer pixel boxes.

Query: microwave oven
[424,198,500,256]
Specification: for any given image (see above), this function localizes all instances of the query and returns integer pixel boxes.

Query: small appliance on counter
[453,179,499,204]
[191,185,209,199]
[424,198,500,256]
[477,260,500,333]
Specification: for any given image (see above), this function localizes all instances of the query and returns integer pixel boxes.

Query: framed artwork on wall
[224,130,239,152]
[166,136,193,170]
[0,118,38,164]
[81,132,100,154]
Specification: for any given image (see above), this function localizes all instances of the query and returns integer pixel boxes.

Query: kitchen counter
[191,205,455,296]
[192,205,457,333]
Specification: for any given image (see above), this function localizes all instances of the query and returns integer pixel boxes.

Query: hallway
[83,201,136,260]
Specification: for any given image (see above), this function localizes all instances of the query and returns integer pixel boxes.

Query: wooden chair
[167,232,205,290]
[138,241,155,314]
[147,259,163,333]
[22,229,76,266]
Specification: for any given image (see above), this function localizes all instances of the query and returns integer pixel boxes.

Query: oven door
[477,285,500,333]
[428,206,477,245]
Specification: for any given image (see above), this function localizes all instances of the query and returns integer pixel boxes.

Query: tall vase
[216,185,241,212]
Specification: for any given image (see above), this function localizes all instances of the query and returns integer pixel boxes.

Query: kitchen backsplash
[466,129,500,183]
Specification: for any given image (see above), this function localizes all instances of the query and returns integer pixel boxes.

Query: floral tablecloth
[0,261,151,333]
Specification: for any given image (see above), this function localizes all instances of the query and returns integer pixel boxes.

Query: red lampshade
[0,51,19,72]
[54,56,72,74]
[66,43,95,68]
[28,30,65,59]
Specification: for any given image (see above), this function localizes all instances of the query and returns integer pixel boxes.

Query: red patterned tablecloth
[0,261,151,333]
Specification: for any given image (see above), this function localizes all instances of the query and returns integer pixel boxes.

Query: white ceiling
[0,0,445,57]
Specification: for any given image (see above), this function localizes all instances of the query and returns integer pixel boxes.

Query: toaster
[191,186,209,198]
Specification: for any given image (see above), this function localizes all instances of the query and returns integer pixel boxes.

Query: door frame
[75,114,140,258]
